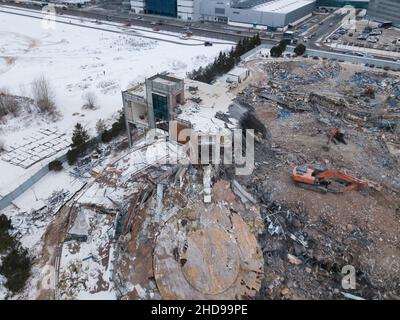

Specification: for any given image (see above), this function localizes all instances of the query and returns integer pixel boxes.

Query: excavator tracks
[295,182,328,194]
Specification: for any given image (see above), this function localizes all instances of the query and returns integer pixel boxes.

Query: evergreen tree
[294,43,306,56]
[48,159,63,172]
[95,119,107,135]
[71,123,89,148]
[270,45,283,58]
[278,40,288,52]
[0,247,31,294]
[188,35,260,84]
[0,214,15,254]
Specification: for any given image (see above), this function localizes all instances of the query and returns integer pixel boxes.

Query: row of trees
[188,34,261,84]
[270,41,306,58]
[270,40,288,57]
[98,110,126,143]
[66,110,126,165]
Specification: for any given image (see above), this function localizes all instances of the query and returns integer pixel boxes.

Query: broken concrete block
[231,180,257,205]
[287,253,302,265]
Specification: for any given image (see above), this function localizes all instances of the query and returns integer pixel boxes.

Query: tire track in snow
[0,7,210,47]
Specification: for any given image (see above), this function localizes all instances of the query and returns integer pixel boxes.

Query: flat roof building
[226,66,250,83]
[367,0,400,26]
[131,0,316,27]
[228,0,316,28]
[130,0,201,20]
[254,0,314,13]
[316,0,370,9]
[122,73,234,147]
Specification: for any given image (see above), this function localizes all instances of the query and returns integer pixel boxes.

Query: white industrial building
[130,0,145,14]
[226,67,250,83]
[368,0,400,27]
[228,0,316,29]
[130,0,201,20]
[130,0,316,28]
[177,0,202,21]
[199,0,231,22]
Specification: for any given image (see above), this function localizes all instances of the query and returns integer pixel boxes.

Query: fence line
[0,135,101,211]
[0,153,67,210]
[241,43,400,70]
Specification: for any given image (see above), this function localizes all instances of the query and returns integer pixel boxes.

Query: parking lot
[327,19,400,56]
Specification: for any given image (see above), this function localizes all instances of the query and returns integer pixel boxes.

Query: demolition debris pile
[5,56,399,300]
[225,57,400,299]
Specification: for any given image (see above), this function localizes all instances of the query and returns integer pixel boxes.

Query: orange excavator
[292,165,368,194]
[362,86,375,99]
[327,128,347,145]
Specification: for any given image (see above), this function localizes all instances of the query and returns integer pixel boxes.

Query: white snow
[178,79,237,133]
[0,8,232,196]
[0,274,7,299]
[58,208,115,300]
[0,7,236,300]
[1,167,85,253]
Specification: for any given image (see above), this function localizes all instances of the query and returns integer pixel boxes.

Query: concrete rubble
[217,56,400,299]
[16,56,400,301]
[87,57,400,300]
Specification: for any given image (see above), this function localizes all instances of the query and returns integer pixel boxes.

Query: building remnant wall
[227,67,250,83]
[122,74,185,147]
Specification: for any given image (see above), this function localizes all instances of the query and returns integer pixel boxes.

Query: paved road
[304,14,346,50]
[3,1,261,43]
[0,5,233,46]
[0,6,215,46]
[4,1,395,61]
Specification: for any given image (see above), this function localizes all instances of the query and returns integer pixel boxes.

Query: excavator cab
[292,166,328,193]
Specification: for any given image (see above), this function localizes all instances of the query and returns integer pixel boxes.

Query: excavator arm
[292,165,368,193]
[316,170,368,192]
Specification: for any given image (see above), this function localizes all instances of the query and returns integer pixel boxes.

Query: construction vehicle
[292,165,368,193]
[327,128,347,145]
[362,86,375,98]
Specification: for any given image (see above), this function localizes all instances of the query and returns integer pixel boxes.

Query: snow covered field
[0,7,236,300]
[0,8,232,196]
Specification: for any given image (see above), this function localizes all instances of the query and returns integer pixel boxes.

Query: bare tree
[0,87,20,119]
[0,139,4,153]
[82,91,98,110]
[95,119,107,135]
[31,76,57,115]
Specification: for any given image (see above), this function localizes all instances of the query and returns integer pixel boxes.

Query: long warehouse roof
[254,0,315,14]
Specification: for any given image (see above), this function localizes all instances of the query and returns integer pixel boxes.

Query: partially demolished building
[122,73,187,146]
[121,73,237,157]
